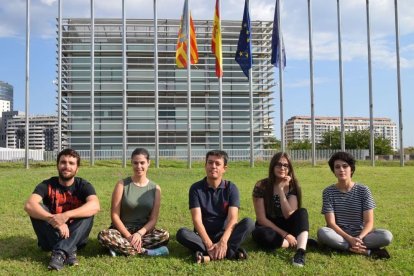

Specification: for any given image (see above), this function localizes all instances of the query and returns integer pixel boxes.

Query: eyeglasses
[275,162,289,169]
[334,164,349,170]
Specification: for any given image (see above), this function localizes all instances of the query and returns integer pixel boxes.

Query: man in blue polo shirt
[176,150,254,263]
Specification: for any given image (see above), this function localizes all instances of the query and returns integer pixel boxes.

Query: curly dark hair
[328,151,356,176]
[57,148,81,166]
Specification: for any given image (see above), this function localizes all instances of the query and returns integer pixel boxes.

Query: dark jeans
[30,216,94,255]
[176,217,254,259]
[252,208,309,249]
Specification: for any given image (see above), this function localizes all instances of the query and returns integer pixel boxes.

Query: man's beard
[58,170,76,182]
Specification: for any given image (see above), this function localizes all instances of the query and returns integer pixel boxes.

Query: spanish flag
[212,0,223,78]
[176,0,199,68]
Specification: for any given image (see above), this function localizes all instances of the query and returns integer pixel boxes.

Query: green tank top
[120,177,157,229]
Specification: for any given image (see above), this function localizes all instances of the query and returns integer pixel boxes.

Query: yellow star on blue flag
[235,0,252,79]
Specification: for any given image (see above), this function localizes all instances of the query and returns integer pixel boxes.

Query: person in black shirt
[252,152,311,267]
[24,148,100,270]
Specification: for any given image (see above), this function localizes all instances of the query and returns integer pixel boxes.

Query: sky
[0,0,413,147]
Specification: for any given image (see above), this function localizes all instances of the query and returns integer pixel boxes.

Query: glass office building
[58,18,275,152]
[0,81,13,111]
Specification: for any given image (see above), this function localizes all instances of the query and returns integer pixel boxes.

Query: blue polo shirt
[189,177,240,236]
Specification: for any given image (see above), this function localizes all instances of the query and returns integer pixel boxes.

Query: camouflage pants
[98,227,169,256]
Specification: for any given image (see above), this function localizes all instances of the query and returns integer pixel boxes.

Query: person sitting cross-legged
[176,150,254,263]
[317,151,393,259]
[24,148,100,271]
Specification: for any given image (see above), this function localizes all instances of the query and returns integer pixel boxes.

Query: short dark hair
[205,150,229,166]
[131,148,150,161]
[328,151,356,176]
[57,148,81,166]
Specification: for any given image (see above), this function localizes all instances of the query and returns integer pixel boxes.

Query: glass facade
[0,81,13,111]
[59,19,275,151]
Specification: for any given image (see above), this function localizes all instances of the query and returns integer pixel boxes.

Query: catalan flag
[176,0,199,68]
[235,0,252,79]
[212,0,223,78]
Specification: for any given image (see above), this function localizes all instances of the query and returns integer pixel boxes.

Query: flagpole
[90,0,95,166]
[122,0,127,168]
[248,0,254,167]
[249,66,254,167]
[366,0,375,166]
[218,0,223,151]
[58,0,62,153]
[336,0,345,151]
[186,0,192,169]
[154,0,160,168]
[307,0,315,166]
[277,0,285,152]
[25,0,30,169]
[393,0,404,167]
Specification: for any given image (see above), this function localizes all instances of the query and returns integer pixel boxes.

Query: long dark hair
[259,152,302,215]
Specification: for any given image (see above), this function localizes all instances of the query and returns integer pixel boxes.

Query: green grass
[0,161,413,275]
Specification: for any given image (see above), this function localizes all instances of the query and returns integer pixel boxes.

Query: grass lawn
[0,160,413,275]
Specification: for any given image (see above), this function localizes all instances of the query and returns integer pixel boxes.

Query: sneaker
[66,251,79,266]
[144,246,169,256]
[370,248,390,259]
[48,250,66,270]
[292,249,306,267]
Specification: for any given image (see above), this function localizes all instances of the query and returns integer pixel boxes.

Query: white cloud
[40,0,57,6]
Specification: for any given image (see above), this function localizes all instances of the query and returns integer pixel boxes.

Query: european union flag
[235,0,252,79]
[271,0,286,68]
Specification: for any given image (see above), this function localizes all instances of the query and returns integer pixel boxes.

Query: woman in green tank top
[98,148,169,256]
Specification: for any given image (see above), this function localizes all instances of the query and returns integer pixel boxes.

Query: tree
[288,140,312,150]
[264,136,281,150]
[318,129,393,155]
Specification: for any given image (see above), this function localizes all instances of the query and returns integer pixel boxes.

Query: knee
[239,217,255,232]
[176,227,190,243]
[379,229,393,246]
[317,227,330,242]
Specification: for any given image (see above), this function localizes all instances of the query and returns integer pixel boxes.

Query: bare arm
[65,194,100,219]
[212,206,238,260]
[359,209,374,239]
[48,195,100,227]
[111,180,131,238]
[276,177,298,219]
[191,207,214,250]
[253,197,286,236]
[324,212,360,249]
[24,193,53,221]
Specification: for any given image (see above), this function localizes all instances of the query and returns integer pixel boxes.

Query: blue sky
[0,0,413,147]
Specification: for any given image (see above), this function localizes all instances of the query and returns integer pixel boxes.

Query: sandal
[194,251,205,264]
[236,248,248,260]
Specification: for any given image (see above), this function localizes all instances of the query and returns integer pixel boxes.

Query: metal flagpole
[122,0,127,168]
[154,0,160,168]
[336,0,345,151]
[366,0,375,166]
[277,0,285,152]
[393,0,404,167]
[248,0,254,168]
[307,0,316,166]
[218,0,223,150]
[25,0,30,169]
[58,0,62,152]
[187,0,192,169]
[90,0,95,165]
